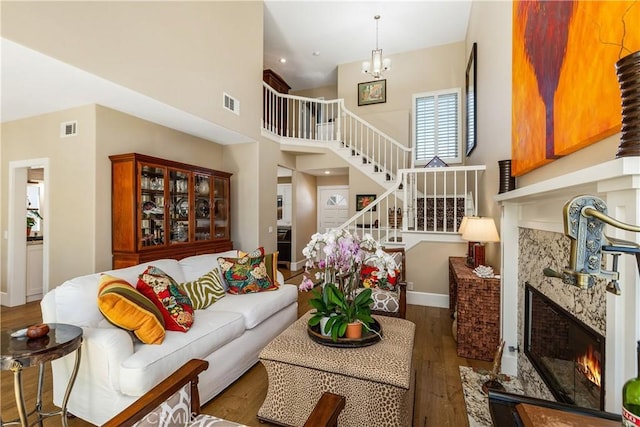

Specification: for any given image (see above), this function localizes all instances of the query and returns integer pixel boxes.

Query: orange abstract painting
[512,1,640,176]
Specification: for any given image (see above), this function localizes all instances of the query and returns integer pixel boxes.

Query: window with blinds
[412,88,462,164]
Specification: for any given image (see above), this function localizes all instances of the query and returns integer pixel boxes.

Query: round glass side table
[1,323,82,427]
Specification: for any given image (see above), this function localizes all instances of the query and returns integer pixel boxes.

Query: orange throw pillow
[97,274,165,344]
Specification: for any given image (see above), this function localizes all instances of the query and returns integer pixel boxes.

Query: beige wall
[1,105,97,292]
[1,1,264,141]
[291,85,338,100]
[293,171,317,266]
[316,174,348,187]
[223,142,259,252]
[95,106,229,270]
[407,241,468,294]
[1,105,239,295]
[337,42,466,151]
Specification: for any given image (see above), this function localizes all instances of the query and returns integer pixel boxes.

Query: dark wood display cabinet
[109,153,232,269]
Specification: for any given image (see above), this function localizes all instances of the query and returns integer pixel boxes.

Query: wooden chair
[103,359,345,427]
[366,247,407,319]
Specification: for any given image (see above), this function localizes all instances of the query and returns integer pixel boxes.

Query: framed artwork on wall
[465,42,477,157]
[356,194,376,211]
[511,1,640,176]
[358,80,387,106]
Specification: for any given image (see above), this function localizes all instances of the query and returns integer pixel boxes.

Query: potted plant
[299,229,397,341]
[323,282,374,340]
[306,282,336,336]
[26,210,43,236]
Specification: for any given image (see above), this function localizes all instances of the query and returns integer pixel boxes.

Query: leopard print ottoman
[258,312,416,426]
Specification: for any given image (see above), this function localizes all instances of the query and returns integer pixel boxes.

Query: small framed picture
[356,194,377,211]
[358,80,386,106]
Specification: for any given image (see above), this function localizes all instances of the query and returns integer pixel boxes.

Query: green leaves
[309,282,374,342]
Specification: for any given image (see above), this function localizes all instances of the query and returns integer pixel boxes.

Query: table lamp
[461,217,500,268]
[458,216,478,267]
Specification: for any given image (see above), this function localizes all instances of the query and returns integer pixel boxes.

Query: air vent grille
[60,121,78,137]
[223,93,240,115]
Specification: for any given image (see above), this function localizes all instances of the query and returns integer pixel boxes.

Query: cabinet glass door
[213,177,229,239]
[194,174,212,241]
[169,169,190,244]
[140,164,166,247]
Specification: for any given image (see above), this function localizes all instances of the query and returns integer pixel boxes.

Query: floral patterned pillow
[217,255,278,294]
[238,247,280,287]
[136,266,194,332]
[360,265,399,291]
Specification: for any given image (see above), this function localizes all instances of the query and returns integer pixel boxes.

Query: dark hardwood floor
[1,270,490,426]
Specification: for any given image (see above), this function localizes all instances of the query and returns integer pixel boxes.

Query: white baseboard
[407,291,449,309]
[290,260,306,271]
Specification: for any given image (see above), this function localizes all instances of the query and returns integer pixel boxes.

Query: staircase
[262,83,485,248]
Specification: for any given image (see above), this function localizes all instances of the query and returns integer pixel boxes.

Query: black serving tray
[307,319,382,348]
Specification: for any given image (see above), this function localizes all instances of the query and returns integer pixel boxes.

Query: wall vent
[223,93,240,115]
[60,121,78,137]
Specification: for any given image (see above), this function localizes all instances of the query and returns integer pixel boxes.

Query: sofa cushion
[137,266,194,332]
[104,259,186,287]
[51,272,104,327]
[97,274,166,344]
[357,287,400,313]
[206,284,298,329]
[218,255,278,294]
[119,310,245,396]
[180,268,226,310]
[178,251,239,284]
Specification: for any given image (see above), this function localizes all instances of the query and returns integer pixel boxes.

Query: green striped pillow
[180,268,226,310]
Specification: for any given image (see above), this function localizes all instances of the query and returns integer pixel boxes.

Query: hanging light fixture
[362,15,391,79]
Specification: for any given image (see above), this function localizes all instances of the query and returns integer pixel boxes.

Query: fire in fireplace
[524,283,605,410]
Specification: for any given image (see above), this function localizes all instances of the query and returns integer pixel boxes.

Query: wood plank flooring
[1,273,490,426]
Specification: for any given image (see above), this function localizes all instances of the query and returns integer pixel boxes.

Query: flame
[576,345,601,387]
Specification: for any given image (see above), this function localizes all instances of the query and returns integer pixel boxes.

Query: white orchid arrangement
[299,229,396,295]
[298,229,398,340]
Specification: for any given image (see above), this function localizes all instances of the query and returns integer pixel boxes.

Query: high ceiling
[264,1,472,91]
[1,1,472,144]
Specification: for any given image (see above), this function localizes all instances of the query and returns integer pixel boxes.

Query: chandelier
[362,15,391,79]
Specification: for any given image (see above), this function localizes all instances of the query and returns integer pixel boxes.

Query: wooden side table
[1,323,82,427]
[449,257,501,361]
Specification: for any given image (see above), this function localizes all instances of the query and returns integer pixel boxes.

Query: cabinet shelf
[110,153,233,269]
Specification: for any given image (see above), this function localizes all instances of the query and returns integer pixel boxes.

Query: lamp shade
[457,216,478,234]
[461,217,500,243]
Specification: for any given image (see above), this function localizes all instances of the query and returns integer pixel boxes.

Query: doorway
[4,159,50,307]
[317,186,349,233]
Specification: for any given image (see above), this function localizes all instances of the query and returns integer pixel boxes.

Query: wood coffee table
[258,311,415,427]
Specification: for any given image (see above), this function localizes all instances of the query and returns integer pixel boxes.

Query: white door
[317,186,349,233]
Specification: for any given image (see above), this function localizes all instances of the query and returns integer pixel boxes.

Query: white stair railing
[339,101,413,182]
[339,166,486,243]
[262,84,412,181]
[263,83,487,244]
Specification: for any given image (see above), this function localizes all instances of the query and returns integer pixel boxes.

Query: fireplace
[524,283,605,410]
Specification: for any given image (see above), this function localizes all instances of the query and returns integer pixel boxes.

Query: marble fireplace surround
[495,157,640,413]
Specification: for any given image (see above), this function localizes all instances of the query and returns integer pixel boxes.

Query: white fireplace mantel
[496,157,640,413]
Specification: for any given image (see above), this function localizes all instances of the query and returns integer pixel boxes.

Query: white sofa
[40,250,298,426]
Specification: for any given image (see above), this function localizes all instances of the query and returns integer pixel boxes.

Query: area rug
[459,366,524,427]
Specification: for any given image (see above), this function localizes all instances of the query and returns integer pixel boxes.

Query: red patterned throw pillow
[136,266,194,332]
[360,265,399,291]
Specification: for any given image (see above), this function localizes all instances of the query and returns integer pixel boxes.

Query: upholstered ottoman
[257,311,415,426]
